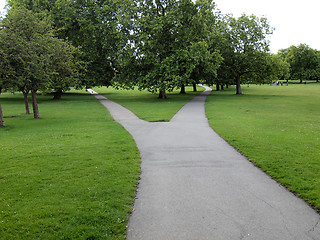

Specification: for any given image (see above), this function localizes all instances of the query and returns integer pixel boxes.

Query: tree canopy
[216,14,274,94]
[278,44,320,83]
[0,6,80,118]
[115,0,222,98]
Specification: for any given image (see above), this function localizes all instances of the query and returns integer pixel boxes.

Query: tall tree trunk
[31,91,40,119]
[180,85,186,94]
[23,91,30,115]
[193,83,197,92]
[300,79,302,84]
[0,104,5,127]
[158,90,167,99]
[226,83,229,88]
[216,84,220,91]
[236,74,242,94]
[221,84,224,90]
[53,90,63,100]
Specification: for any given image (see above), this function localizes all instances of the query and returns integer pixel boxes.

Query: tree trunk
[193,83,197,92]
[23,92,30,115]
[31,91,40,119]
[226,83,229,88]
[0,104,5,127]
[53,90,63,100]
[180,85,186,94]
[300,79,302,84]
[216,84,220,91]
[158,90,167,99]
[221,84,224,90]
[236,74,242,94]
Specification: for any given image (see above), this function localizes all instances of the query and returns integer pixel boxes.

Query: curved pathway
[88,87,320,240]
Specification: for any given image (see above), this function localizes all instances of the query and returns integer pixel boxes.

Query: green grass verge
[92,86,204,122]
[206,84,320,211]
[0,91,140,239]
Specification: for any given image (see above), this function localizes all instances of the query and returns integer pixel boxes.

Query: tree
[47,36,82,100]
[0,6,54,117]
[9,0,129,89]
[0,103,5,127]
[279,44,320,83]
[0,6,80,118]
[217,14,273,94]
[116,0,222,98]
[0,32,15,127]
[267,54,290,81]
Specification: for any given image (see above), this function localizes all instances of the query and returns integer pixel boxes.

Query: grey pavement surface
[88,87,320,240]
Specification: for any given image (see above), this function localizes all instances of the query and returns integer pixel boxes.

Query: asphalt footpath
[88,87,320,240]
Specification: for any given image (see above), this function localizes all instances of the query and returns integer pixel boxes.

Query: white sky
[0,0,6,16]
[214,0,320,53]
[1,0,319,53]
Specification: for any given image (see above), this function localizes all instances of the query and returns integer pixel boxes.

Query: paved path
[88,87,320,240]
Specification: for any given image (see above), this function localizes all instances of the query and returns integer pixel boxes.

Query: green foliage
[0,91,140,239]
[9,0,131,88]
[278,44,320,82]
[0,6,81,117]
[47,36,82,99]
[216,14,274,94]
[0,6,54,93]
[206,84,320,210]
[115,0,222,97]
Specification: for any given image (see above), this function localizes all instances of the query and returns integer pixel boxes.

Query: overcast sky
[1,0,319,53]
[214,0,320,53]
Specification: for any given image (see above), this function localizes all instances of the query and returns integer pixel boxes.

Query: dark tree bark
[193,83,197,92]
[226,83,229,88]
[236,74,242,94]
[180,85,186,94]
[53,90,63,100]
[0,104,5,127]
[216,84,220,91]
[158,90,167,99]
[221,84,224,90]
[31,91,40,119]
[23,91,30,115]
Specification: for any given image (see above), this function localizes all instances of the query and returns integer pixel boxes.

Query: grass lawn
[0,86,203,239]
[92,86,204,122]
[206,83,320,211]
[0,91,140,239]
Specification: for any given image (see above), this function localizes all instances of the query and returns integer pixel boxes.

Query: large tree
[0,51,10,127]
[116,0,222,98]
[0,6,79,118]
[217,14,273,94]
[47,36,82,100]
[9,0,130,88]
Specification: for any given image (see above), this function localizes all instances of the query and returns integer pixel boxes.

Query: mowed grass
[206,84,320,210]
[92,86,204,122]
[0,91,140,239]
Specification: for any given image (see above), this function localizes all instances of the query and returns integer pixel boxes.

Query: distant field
[0,91,140,239]
[206,83,320,211]
[93,86,204,122]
